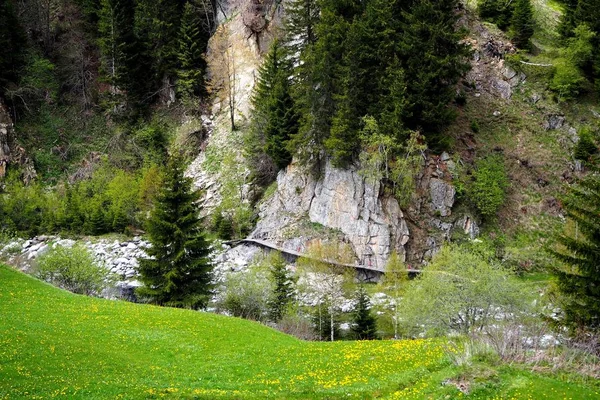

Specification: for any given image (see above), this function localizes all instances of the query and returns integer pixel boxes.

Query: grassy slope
[1,266,599,399]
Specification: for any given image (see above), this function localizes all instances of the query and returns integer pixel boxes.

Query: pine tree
[249,40,298,172]
[550,169,600,332]
[134,0,186,99]
[97,0,137,108]
[287,1,346,163]
[559,0,579,39]
[177,1,208,98]
[511,0,534,49]
[267,252,297,322]
[398,0,470,147]
[137,154,213,309]
[351,285,378,340]
[0,0,28,98]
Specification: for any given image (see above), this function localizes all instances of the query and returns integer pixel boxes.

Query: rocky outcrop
[429,178,456,217]
[251,160,410,271]
[0,99,37,183]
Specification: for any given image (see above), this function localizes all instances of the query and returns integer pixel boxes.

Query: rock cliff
[251,160,410,271]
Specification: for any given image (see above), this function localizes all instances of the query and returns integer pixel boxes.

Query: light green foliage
[574,126,599,162]
[358,117,425,207]
[0,161,165,237]
[219,264,272,321]
[391,130,427,208]
[8,51,59,112]
[36,245,111,295]
[377,251,408,339]
[550,58,587,101]
[401,245,533,336]
[105,170,140,232]
[565,24,596,68]
[358,116,398,184]
[296,241,356,341]
[469,154,509,219]
[219,149,255,239]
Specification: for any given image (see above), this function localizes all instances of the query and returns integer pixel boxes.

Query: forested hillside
[1,0,600,365]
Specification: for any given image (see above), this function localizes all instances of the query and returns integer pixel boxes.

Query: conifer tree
[351,285,378,340]
[287,1,347,163]
[249,40,297,172]
[550,170,600,332]
[511,0,534,49]
[137,153,213,309]
[0,0,27,98]
[177,1,207,98]
[97,0,137,108]
[284,0,320,59]
[267,252,297,322]
[398,0,470,146]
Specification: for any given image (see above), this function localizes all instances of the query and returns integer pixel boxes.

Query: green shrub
[470,120,480,133]
[400,245,533,336]
[469,154,509,219]
[550,58,586,101]
[478,0,513,30]
[218,267,272,321]
[36,245,111,295]
[574,127,598,161]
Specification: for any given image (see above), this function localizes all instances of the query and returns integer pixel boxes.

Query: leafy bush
[217,266,272,321]
[550,58,587,101]
[36,245,111,295]
[469,154,509,219]
[400,245,534,336]
[0,163,162,237]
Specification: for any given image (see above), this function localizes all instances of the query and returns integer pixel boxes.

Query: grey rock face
[252,161,410,271]
[544,115,565,131]
[429,178,456,217]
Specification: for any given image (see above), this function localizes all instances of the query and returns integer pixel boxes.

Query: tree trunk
[330,307,334,342]
[0,100,14,179]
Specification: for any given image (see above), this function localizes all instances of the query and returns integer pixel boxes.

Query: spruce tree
[511,0,534,49]
[267,252,297,322]
[97,0,137,109]
[177,1,208,98]
[398,0,470,147]
[550,170,600,332]
[249,40,298,172]
[351,285,378,340]
[284,0,320,58]
[0,0,27,98]
[137,154,213,309]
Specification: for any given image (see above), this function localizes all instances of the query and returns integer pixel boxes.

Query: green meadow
[1,265,598,399]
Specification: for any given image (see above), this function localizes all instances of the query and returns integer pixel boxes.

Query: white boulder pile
[0,235,151,300]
